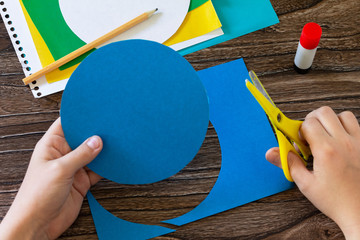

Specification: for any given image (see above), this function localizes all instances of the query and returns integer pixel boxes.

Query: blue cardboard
[60,40,209,184]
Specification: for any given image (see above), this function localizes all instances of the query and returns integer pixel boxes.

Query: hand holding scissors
[245,71,311,182]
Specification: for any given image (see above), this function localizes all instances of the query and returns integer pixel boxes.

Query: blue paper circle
[60,40,209,184]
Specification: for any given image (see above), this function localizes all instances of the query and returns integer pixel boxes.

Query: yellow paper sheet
[164,0,221,46]
[20,0,78,84]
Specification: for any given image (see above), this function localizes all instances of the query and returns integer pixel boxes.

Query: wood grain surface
[1,0,359,239]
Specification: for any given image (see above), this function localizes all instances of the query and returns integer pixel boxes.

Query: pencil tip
[147,8,158,16]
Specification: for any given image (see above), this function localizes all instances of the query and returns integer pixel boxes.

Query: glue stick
[294,22,322,74]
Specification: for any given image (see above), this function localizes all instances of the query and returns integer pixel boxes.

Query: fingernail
[87,136,100,149]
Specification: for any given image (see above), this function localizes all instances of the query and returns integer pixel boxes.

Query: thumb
[59,136,103,176]
[266,147,281,168]
[266,147,313,187]
[286,151,313,188]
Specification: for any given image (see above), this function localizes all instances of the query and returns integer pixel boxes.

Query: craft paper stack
[163,0,223,51]
[1,0,223,97]
[1,0,278,98]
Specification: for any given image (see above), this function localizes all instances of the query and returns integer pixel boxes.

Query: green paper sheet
[21,0,90,70]
[189,0,208,11]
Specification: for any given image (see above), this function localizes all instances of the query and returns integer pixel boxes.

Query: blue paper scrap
[87,192,175,240]
[179,0,279,55]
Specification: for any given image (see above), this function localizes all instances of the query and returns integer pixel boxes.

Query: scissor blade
[245,79,278,121]
[249,71,276,108]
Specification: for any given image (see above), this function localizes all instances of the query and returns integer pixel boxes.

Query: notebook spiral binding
[0,0,42,97]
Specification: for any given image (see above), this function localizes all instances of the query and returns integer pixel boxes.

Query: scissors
[245,71,311,182]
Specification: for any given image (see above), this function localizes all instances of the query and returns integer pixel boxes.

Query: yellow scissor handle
[246,78,311,160]
[276,129,307,182]
[276,111,311,161]
[246,78,311,182]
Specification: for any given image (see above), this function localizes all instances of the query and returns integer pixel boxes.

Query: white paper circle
[59,0,190,45]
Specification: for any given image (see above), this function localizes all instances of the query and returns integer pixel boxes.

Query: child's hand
[0,118,103,240]
[266,106,360,239]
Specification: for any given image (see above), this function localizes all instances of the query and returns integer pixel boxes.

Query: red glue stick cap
[300,22,322,50]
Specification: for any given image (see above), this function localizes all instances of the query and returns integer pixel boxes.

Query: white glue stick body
[294,22,322,74]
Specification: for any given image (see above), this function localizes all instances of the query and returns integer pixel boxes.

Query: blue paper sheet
[179,0,279,55]
[164,58,293,226]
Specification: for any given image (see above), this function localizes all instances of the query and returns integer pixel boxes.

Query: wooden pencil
[23,8,158,85]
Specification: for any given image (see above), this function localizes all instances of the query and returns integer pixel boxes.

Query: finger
[40,118,71,153]
[301,116,330,149]
[86,169,103,186]
[293,142,300,152]
[43,118,64,138]
[265,147,281,168]
[32,118,72,162]
[59,136,103,176]
[306,106,345,137]
[266,148,313,187]
[338,111,360,136]
[287,151,313,190]
[298,129,308,146]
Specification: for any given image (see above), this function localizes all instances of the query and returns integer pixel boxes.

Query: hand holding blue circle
[60,40,209,184]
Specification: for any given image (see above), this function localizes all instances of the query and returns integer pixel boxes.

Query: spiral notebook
[1,1,68,98]
[0,0,223,98]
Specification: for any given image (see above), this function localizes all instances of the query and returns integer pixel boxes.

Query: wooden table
[1,0,359,239]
